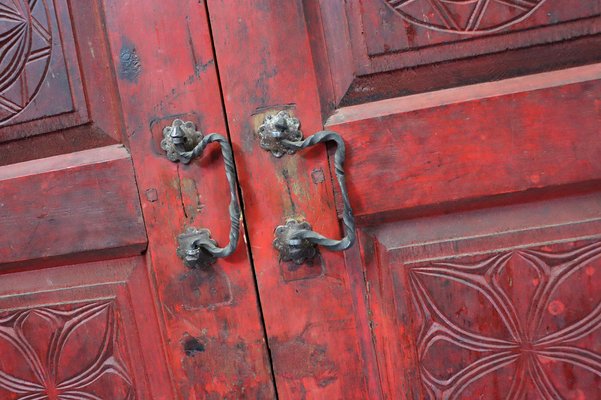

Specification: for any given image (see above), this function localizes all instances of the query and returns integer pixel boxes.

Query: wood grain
[208,0,373,398]
[0,256,174,399]
[0,145,146,270]
[362,193,601,399]
[327,65,601,220]
[102,0,276,397]
[229,1,601,398]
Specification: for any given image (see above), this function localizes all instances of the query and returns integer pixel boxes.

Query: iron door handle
[258,111,356,264]
[161,119,240,269]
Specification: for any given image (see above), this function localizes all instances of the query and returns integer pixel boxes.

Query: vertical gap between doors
[201,2,281,398]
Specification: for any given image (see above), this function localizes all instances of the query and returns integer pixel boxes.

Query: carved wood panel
[363,192,601,399]
[0,0,52,123]
[0,0,88,143]
[0,301,134,399]
[0,257,174,399]
[308,0,601,107]
[407,241,601,399]
[384,0,549,34]
[351,0,601,73]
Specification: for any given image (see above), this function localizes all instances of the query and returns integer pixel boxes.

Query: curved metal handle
[161,119,240,269]
[259,111,356,264]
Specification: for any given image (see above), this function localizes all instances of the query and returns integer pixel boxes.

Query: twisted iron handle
[161,120,240,268]
[263,113,356,264]
[281,131,356,251]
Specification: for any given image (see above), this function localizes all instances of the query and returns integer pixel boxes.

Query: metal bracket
[161,119,203,164]
[176,227,218,269]
[161,119,241,269]
[258,110,356,264]
[258,110,303,158]
[273,220,318,265]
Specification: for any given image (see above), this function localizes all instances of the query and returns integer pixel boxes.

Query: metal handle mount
[161,119,240,269]
[258,111,356,265]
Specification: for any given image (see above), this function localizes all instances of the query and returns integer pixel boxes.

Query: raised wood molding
[0,257,173,399]
[327,64,601,221]
[363,192,601,399]
[0,145,146,270]
[327,63,601,126]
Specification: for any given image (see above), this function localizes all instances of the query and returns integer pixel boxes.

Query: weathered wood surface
[102,0,276,397]
[327,65,601,222]
[208,0,601,398]
[0,256,174,399]
[208,0,373,398]
[362,192,601,399]
[0,145,146,270]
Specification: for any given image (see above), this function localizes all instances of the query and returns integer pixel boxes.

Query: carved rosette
[258,110,303,158]
[0,301,133,399]
[0,0,52,124]
[384,0,548,34]
[410,241,601,398]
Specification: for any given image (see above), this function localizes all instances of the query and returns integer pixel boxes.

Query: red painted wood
[2,0,275,398]
[0,145,146,270]
[362,192,601,399]
[208,1,601,399]
[5,1,601,398]
[326,65,601,221]
[0,257,173,399]
[0,0,126,164]
[340,34,601,106]
[101,0,276,397]
[208,1,371,398]
[352,0,601,73]
[0,0,88,142]
[309,0,601,108]
[0,0,178,392]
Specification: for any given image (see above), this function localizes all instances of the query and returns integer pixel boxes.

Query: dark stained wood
[101,0,276,397]
[0,145,146,270]
[0,256,174,399]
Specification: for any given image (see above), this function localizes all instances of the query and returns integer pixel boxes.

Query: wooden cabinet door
[207,1,601,399]
[0,1,275,399]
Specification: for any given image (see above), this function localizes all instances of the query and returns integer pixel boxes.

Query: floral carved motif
[384,0,548,34]
[0,0,52,123]
[0,301,134,399]
[409,241,601,398]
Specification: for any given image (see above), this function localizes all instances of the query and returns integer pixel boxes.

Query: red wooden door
[0,1,275,399]
[207,0,601,399]
[4,1,601,399]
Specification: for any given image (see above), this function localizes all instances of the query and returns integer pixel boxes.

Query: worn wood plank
[0,256,173,399]
[0,145,147,269]
[327,65,601,220]
[208,0,372,398]
[101,1,276,397]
